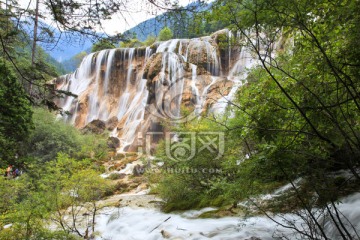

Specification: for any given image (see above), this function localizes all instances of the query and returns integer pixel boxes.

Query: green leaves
[0,61,33,166]
[158,27,174,41]
[91,39,116,52]
[20,108,107,163]
[0,153,110,239]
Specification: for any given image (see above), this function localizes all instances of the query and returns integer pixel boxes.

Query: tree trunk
[30,0,39,96]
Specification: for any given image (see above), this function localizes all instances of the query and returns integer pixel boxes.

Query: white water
[87,50,108,122]
[57,52,95,122]
[155,52,185,120]
[212,44,257,115]
[190,64,201,114]
[92,193,360,240]
[54,30,256,151]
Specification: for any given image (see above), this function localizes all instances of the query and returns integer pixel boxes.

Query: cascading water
[211,41,257,115]
[49,30,360,240]
[52,29,252,152]
[92,192,360,240]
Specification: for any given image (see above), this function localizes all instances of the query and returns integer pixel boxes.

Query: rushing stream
[93,192,360,240]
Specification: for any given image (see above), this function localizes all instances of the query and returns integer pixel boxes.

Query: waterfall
[87,50,108,123]
[53,30,258,151]
[190,64,201,114]
[211,44,258,115]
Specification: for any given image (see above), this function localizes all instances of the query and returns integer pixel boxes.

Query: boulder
[106,116,118,131]
[143,53,164,81]
[107,137,120,149]
[133,164,145,176]
[160,230,171,239]
[81,119,106,134]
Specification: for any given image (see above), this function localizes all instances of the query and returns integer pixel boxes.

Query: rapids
[93,193,360,240]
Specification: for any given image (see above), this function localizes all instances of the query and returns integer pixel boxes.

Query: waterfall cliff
[50,30,256,152]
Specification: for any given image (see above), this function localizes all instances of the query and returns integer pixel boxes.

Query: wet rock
[107,137,120,149]
[106,116,118,131]
[160,230,171,239]
[208,78,233,95]
[133,164,145,176]
[186,39,220,75]
[245,237,262,240]
[205,79,234,107]
[143,53,163,80]
[81,119,106,134]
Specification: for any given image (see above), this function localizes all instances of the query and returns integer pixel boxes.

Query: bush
[91,39,116,52]
[0,153,110,239]
[119,38,142,48]
[158,27,173,41]
[150,119,229,212]
[143,35,156,46]
[20,108,108,163]
[107,173,125,180]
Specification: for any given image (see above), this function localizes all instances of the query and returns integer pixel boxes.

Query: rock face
[81,119,106,134]
[106,116,118,131]
[107,137,120,149]
[52,29,258,152]
[132,164,145,176]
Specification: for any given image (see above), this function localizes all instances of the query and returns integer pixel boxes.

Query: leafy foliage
[150,119,230,211]
[20,108,108,163]
[119,38,143,48]
[158,27,173,41]
[141,35,157,46]
[0,154,110,239]
[0,61,33,166]
[91,39,116,52]
[153,0,360,230]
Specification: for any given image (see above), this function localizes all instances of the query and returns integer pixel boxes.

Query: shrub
[20,108,108,163]
[158,27,173,41]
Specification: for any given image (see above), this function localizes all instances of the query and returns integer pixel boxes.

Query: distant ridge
[20,18,97,62]
[123,1,209,41]
[122,15,165,41]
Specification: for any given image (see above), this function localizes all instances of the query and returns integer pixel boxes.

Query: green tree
[0,154,109,239]
[158,27,173,41]
[119,38,142,48]
[150,118,229,212]
[91,39,116,52]
[0,61,33,166]
[207,0,360,238]
[142,35,156,46]
[41,154,111,238]
[20,108,107,163]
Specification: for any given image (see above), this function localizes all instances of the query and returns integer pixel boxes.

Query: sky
[100,0,197,34]
[18,0,200,35]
